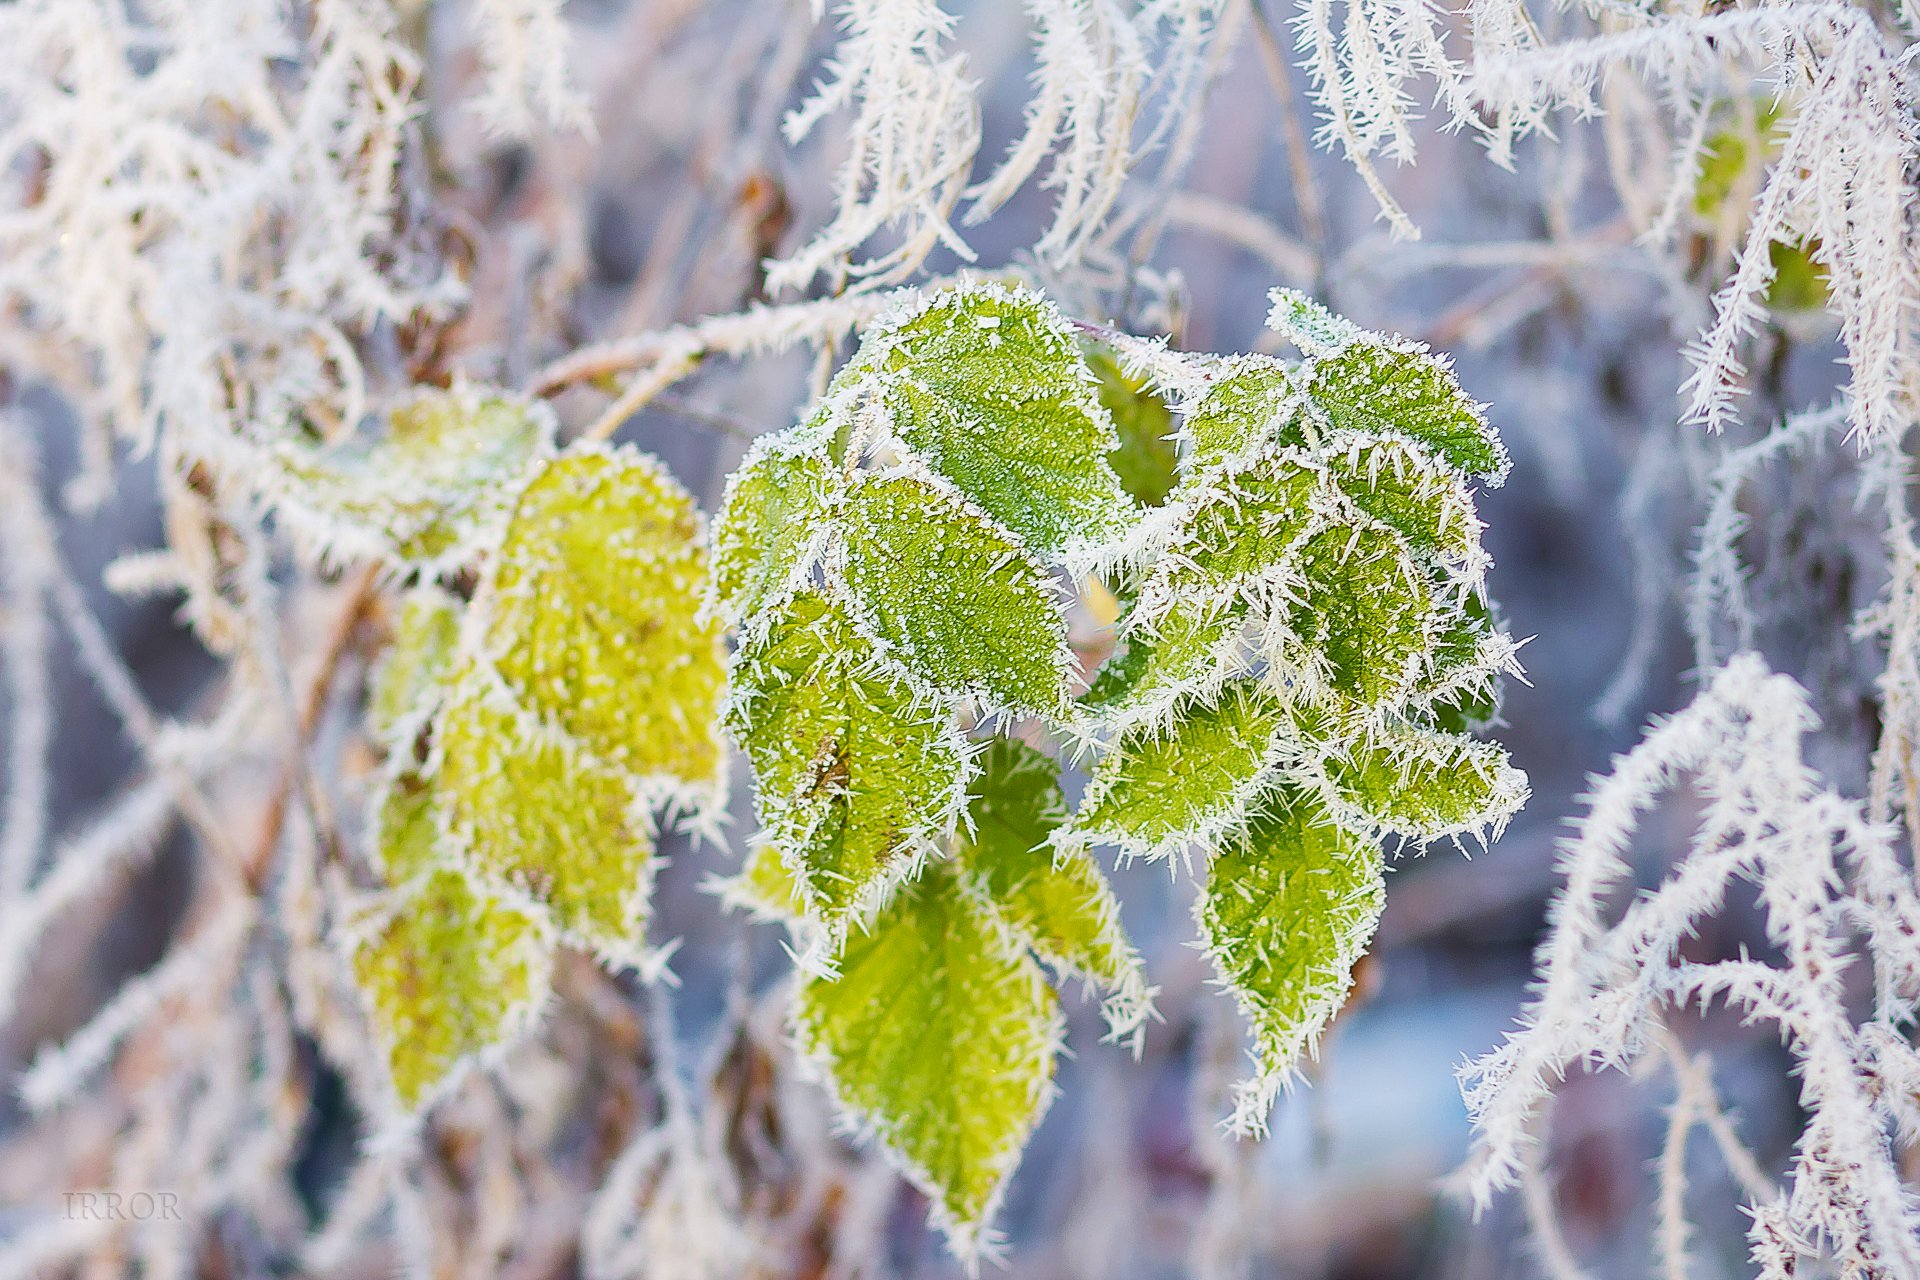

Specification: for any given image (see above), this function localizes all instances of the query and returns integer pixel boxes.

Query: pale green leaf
[794,865,1060,1256]
[1180,355,1302,479]
[1076,679,1292,856]
[353,863,547,1110]
[369,586,462,744]
[1082,594,1247,721]
[274,387,554,566]
[1322,724,1527,839]
[838,472,1071,714]
[728,591,970,930]
[434,673,654,961]
[1145,445,1325,604]
[861,283,1135,558]
[956,739,1146,1029]
[709,435,837,625]
[1304,342,1508,484]
[482,444,727,800]
[1282,524,1434,707]
[1199,789,1383,1133]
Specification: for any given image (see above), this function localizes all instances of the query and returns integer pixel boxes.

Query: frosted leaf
[352,861,548,1111]
[837,471,1072,715]
[1088,350,1177,508]
[956,739,1146,1024]
[1303,342,1508,485]
[1321,435,1482,565]
[1321,725,1527,840]
[858,283,1136,560]
[1082,595,1248,722]
[709,435,837,626]
[1076,679,1293,857]
[273,387,555,568]
[794,864,1060,1258]
[482,444,727,805]
[434,674,655,963]
[1180,355,1303,479]
[1265,289,1364,359]
[1199,788,1383,1134]
[715,836,808,924]
[728,591,970,933]
[372,771,445,886]
[1282,524,1434,707]
[368,586,462,745]
[1415,595,1513,733]
[1143,446,1324,606]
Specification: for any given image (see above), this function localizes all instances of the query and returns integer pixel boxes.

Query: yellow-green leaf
[838,472,1071,715]
[482,444,727,802]
[353,865,548,1111]
[1199,789,1383,1133]
[709,435,837,625]
[728,591,970,932]
[956,739,1147,1032]
[794,865,1060,1257]
[434,674,654,962]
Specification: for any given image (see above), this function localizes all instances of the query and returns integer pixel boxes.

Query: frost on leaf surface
[1302,343,1507,486]
[1321,437,1480,564]
[795,864,1059,1258]
[709,437,835,625]
[372,772,445,885]
[434,677,654,961]
[1180,356,1301,479]
[858,284,1135,559]
[1082,594,1247,722]
[482,445,726,802]
[1144,449,1322,604]
[1077,680,1291,856]
[1282,525,1433,707]
[728,591,969,931]
[273,387,554,567]
[353,862,546,1111]
[718,837,808,924]
[1322,726,1525,840]
[369,586,461,744]
[1200,789,1384,1133]
[837,472,1071,715]
[957,739,1142,1006]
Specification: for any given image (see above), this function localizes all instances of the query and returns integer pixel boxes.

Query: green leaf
[1082,594,1247,722]
[273,387,554,567]
[837,472,1071,714]
[1180,355,1301,479]
[794,865,1060,1257]
[1266,290,1365,357]
[1199,789,1383,1134]
[1282,524,1434,707]
[1321,725,1527,840]
[1144,445,1325,605]
[709,435,837,625]
[1321,436,1481,563]
[1303,341,1508,485]
[434,673,655,962]
[1089,350,1177,507]
[956,739,1148,1032]
[353,865,548,1111]
[369,586,462,744]
[372,771,445,885]
[728,591,971,932]
[1076,679,1293,857]
[860,283,1135,559]
[482,444,727,801]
